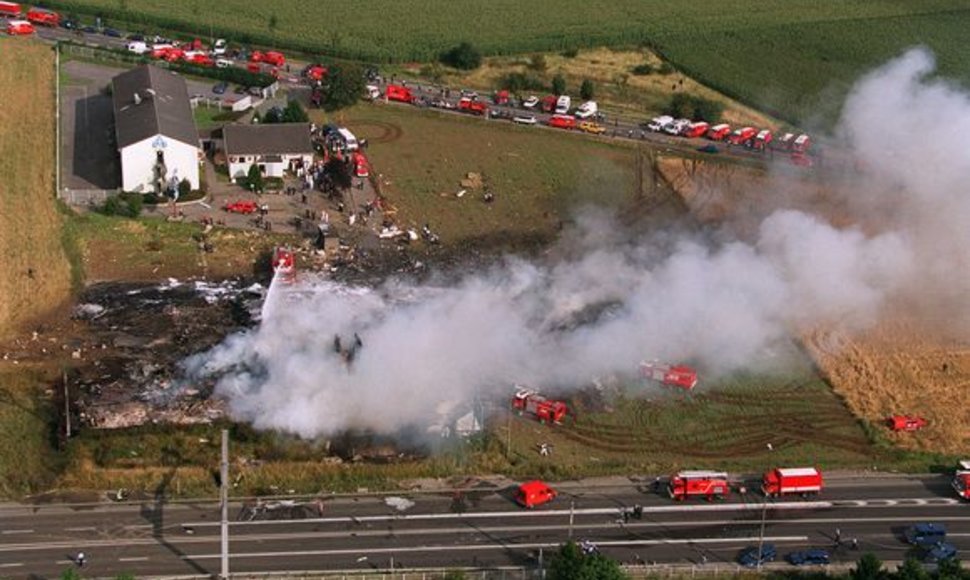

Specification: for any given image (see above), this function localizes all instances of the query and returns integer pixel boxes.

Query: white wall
[228,153,313,183]
[120,135,200,193]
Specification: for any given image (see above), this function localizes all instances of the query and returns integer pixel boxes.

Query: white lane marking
[184,501,834,528]
[184,535,811,560]
[55,560,73,564]
[1,530,33,534]
[118,556,148,562]
[65,527,97,532]
[0,563,24,568]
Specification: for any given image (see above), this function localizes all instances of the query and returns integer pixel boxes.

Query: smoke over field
[185,49,970,439]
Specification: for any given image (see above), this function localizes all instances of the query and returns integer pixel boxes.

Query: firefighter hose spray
[183,48,970,438]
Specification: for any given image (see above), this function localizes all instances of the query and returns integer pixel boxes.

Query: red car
[516,481,557,508]
[887,415,927,432]
[223,200,257,214]
[547,115,576,130]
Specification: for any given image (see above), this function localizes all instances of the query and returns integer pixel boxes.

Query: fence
[59,188,116,206]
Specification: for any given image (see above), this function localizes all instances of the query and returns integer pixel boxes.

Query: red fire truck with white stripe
[512,388,567,424]
[953,461,970,501]
[639,361,698,390]
[668,470,730,501]
[762,467,824,497]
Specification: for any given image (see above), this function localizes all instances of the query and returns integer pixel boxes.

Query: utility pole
[220,429,229,579]
[568,500,575,539]
[756,495,768,570]
[62,370,70,439]
[55,41,61,197]
[506,410,512,458]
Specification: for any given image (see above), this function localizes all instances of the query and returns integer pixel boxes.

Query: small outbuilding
[223,123,314,183]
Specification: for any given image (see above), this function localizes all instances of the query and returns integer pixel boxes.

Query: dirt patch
[0,40,72,339]
[350,119,404,144]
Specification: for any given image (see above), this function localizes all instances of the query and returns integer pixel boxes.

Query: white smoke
[183,48,968,438]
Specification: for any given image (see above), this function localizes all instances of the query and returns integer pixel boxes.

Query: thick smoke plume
[183,48,969,438]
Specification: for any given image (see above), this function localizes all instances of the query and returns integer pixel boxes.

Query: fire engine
[953,461,970,501]
[668,470,730,501]
[511,388,567,424]
[762,467,823,497]
[272,247,295,284]
[887,415,927,432]
[639,361,698,390]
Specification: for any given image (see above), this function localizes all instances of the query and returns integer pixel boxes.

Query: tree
[177,178,191,198]
[282,100,309,123]
[851,553,888,580]
[936,557,965,580]
[529,53,548,73]
[893,558,929,580]
[547,541,627,580]
[246,163,263,193]
[319,62,366,111]
[60,568,82,580]
[580,78,595,101]
[439,42,482,70]
[551,73,566,96]
[664,93,723,123]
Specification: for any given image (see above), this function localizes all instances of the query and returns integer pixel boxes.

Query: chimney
[133,92,142,105]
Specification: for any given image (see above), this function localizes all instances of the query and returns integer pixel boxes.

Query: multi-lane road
[0,474,965,578]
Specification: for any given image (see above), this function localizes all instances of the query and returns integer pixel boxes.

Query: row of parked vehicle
[645,114,814,163]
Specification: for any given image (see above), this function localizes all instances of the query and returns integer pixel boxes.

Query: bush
[99,192,143,218]
[439,42,482,70]
[177,178,191,199]
[561,47,579,58]
[528,53,547,73]
[282,100,309,122]
[498,71,546,93]
[551,73,566,95]
[657,61,675,75]
[664,92,723,122]
[631,63,654,75]
[246,164,264,193]
[580,78,595,100]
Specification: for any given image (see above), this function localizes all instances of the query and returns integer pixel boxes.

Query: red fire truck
[639,362,698,390]
[272,247,295,284]
[26,7,58,26]
[511,388,567,424]
[668,470,730,501]
[762,467,824,497]
[385,84,415,104]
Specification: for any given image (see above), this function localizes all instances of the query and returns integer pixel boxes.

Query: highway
[0,475,965,577]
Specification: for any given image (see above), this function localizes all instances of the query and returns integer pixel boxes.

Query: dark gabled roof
[223,123,313,156]
[112,65,198,149]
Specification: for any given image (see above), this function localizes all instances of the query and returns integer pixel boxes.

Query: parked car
[787,549,830,566]
[60,19,77,30]
[81,25,97,34]
[212,81,228,95]
[738,544,776,568]
[460,89,478,100]
[578,121,606,134]
[522,95,539,109]
[924,543,957,563]
[126,33,144,41]
[512,114,537,125]
[102,27,122,37]
[905,524,947,546]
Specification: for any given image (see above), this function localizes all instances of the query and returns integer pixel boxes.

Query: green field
[49,0,970,123]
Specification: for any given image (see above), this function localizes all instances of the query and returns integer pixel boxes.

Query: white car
[460,89,479,100]
[215,58,233,69]
[522,95,539,109]
[513,114,537,125]
[211,38,227,56]
[126,41,149,55]
[574,100,598,119]
[665,118,691,135]
[647,115,674,132]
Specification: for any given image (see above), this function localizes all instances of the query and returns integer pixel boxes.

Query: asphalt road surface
[0,475,966,578]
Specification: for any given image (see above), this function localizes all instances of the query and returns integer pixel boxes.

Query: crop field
[49,0,970,124]
[0,40,72,338]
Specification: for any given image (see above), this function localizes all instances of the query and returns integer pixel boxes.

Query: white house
[112,65,200,194]
[223,123,314,183]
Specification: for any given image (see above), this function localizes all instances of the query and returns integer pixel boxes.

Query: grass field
[48,0,970,124]
[0,40,72,338]
[313,103,653,246]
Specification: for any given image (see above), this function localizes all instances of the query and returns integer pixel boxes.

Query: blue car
[738,543,776,568]
[905,523,946,546]
[924,542,957,563]
[788,549,831,566]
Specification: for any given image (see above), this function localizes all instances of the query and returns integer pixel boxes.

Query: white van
[337,127,359,151]
[211,38,227,56]
[574,100,598,119]
[126,41,149,55]
[555,95,571,115]
[647,115,674,132]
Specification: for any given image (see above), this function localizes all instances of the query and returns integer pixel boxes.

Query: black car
[81,25,97,34]
[212,82,228,95]
[102,28,122,37]
[738,543,776,568]
[788,549,831,566]
[60,19,77,30]
[126,33,144,41]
